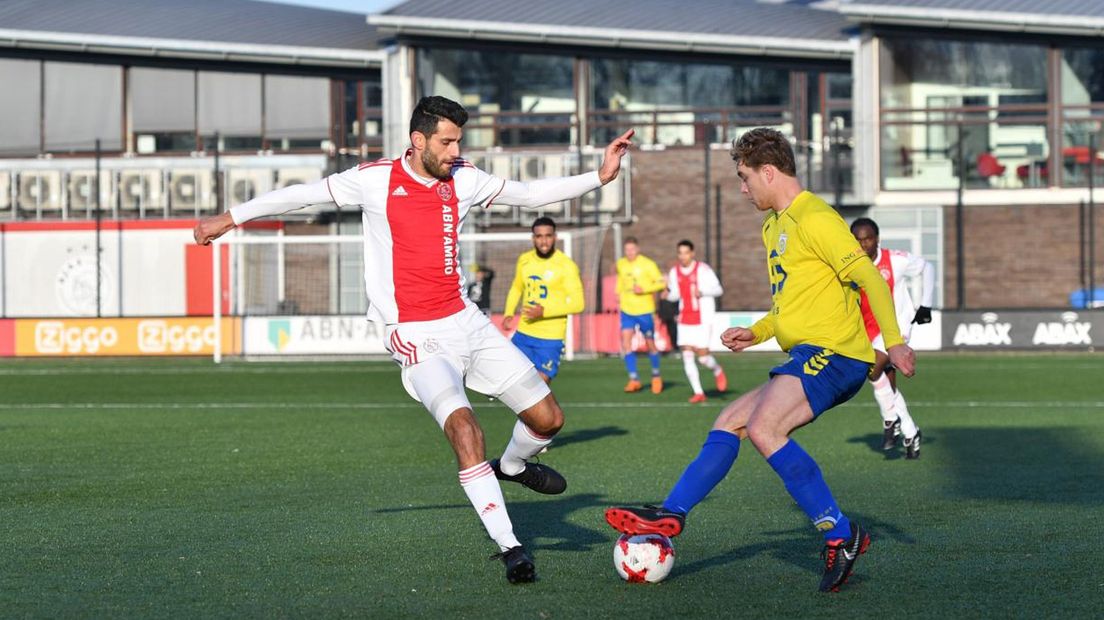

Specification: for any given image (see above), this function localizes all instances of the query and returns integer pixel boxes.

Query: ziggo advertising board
[1,317,240,356]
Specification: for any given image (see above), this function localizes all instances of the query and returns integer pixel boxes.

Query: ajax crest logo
[436,183,453,201]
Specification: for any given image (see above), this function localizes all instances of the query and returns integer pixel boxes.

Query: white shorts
[386,302,550,427]
[870,323,913,354]
[676,323,712,350]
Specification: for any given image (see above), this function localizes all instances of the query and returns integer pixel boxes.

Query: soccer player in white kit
[849,218,934,459]
[194,96,635,583]
[664,240,727,403]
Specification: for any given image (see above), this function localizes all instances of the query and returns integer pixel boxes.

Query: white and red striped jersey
[859,248,935,340]
[230,152,602,325]
[665,261,723,326]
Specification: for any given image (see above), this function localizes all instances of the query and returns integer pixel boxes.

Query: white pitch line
[0,400,1101,411]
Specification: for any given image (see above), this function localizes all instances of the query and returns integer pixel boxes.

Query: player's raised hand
[887,343,916,377]
[521,304,545,319]
[194,212,236,246]
[720,327,756,352]
[598,129,635,185]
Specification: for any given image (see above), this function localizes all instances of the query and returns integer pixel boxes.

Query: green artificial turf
[1,353,1102,618]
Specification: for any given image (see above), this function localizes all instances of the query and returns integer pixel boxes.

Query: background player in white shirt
[850,217,934,459]
[664,240,727,403]
[194,96,635,583]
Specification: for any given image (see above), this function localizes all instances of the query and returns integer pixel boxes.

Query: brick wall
[943,203,1104,309]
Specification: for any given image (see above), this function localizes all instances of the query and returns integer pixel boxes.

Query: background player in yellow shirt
[606,128,915,593]
[503,217,585,383]
[617,237,667,393]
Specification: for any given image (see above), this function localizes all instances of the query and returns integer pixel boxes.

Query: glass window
[1061,48,1104,105]
[880,39,1047,109]
[827,73,852,101]
[44,62,123,152]
[265,75,329,149]
[589,58,790,146]
[131,67,196,154]
[879,38,1049,190]
[417,48,574,147]
[198,71,262,149]
[0,59,41,155]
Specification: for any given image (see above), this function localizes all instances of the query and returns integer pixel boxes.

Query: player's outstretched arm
[194,179,339,246]
[489,129,634,209]
[194,212,235,245]
[599,129,635,185]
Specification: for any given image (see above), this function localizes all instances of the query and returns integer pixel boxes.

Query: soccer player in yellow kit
[606,128,916,593]
[503,217,585,383]
[616,237,668,393]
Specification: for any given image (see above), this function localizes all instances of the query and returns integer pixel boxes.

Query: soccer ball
[613,533,675,583]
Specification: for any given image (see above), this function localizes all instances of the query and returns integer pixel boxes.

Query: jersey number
[526,276,548,303]
[769,250,788,296]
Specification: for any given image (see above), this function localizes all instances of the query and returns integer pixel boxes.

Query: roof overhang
[840,3,1104,37]
[368,15,853,60]
[0,29,385,68]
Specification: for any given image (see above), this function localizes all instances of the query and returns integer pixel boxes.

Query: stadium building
[0,0,1101,356]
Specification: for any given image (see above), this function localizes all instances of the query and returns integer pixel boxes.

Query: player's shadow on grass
[847,433,937,460]
[939,426,1104,505]
[549,426,629,450]
[675,511,913,580]
[376,493,615,553]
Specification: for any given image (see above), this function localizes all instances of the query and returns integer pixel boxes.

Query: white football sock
[499,420,553,476]
[895,391,919,439]
[459,461,521,552]
[871,374,897,424]
[697,354,721,374]
[682,350,704,395]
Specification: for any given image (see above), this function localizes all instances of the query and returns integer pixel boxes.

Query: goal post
[211,226,611,362]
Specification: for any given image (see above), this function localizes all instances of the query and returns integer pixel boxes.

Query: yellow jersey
[616,255,666,316]
[504,249,585,341]
[750,191,902,363]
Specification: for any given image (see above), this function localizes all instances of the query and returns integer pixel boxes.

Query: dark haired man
[195,95,635,584]
[503,217,584,383]
[606,127,915,593]
[665,239,727,403]
[850,217,933,459]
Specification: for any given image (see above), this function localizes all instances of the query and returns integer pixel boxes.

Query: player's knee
[527,396,563,436]
[745,418,782,451]
[444,409,484,448]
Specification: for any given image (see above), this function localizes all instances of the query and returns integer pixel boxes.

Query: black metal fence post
[955,124,966,310]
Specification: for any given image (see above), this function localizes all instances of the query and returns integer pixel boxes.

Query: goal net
[211,225,612,362]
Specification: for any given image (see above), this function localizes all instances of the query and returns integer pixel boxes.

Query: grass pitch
[2,353,1102,618]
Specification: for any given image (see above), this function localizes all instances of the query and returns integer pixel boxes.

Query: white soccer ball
[613,533,675,583]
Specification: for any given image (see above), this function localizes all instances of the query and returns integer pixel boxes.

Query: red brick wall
[943,203,1104,309]
[625,149,771,310]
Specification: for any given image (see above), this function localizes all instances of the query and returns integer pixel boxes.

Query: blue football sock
[767,439,851,540]
[648,352,661,375]
[623,353,639,379]
[662,430,742,515]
